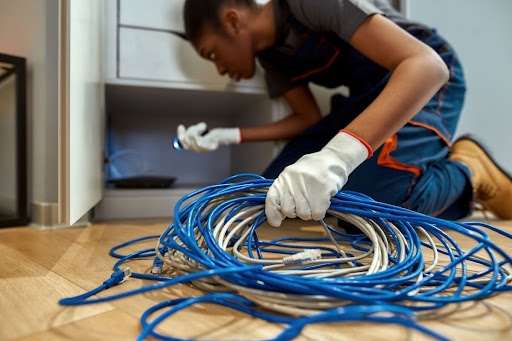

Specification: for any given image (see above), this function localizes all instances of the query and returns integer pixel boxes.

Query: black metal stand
[0,53,28,227]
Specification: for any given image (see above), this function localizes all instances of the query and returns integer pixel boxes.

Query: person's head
[184,0,260,81]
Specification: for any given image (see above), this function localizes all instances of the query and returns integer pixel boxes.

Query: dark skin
[193,1,449,150]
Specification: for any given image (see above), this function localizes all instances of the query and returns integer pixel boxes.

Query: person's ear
[222,9,242,36]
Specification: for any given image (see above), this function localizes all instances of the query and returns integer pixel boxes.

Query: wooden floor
[2,215,512,341]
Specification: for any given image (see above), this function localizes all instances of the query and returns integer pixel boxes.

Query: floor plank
[1,215,512,340]
[0,263,114,339]
[16,309,141,341]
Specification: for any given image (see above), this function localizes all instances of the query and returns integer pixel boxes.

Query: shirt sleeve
[287,0,383,42]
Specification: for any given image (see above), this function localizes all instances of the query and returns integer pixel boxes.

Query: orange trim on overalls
[377,121,452,177]
[408,121,452,147]
[290,38,340,83]
[377,134,422,177]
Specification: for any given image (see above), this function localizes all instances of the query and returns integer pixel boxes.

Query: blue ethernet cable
[59,173,512,340]
[137,294,450,341]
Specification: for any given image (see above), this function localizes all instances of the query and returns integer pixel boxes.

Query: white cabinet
[91,0,286,221]
[118,27,227,87]
[106,0,266,92]
[58,0,105,226]
[120,0,185,32]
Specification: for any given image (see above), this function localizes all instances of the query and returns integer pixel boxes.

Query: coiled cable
[60,173,512,340]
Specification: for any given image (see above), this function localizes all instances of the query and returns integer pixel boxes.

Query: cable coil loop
[61,174,512,340]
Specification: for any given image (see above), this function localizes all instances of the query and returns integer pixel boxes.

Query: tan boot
[449,135,512,219]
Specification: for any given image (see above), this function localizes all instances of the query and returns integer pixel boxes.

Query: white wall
[407,0,512,172]
[0,0,60,206]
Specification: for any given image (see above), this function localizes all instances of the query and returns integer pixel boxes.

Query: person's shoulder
[285,0,324,15]
[286,0,324,14]
[284,0,340,24]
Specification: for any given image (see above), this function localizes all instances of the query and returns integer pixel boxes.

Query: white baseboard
[31,201,90,229]
[94,187,199,220]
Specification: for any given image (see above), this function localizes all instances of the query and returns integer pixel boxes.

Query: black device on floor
[108,176,176,189]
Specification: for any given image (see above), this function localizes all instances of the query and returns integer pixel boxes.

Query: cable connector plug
[282,249,322,265]
[151,257,164,275]
[103,267,132,289]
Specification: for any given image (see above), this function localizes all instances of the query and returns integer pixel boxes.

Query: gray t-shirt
[257,0,425,98]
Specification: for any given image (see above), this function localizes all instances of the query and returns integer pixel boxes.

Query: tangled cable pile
[60,174,512,340]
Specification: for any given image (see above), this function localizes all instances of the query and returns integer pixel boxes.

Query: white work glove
[177,122,241,153]
[265,130,373,227]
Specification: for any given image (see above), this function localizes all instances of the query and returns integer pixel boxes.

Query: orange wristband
[340,129,373,158]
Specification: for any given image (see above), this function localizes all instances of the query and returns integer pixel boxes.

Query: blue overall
[261,23,473,220]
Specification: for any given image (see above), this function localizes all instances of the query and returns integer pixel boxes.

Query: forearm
[346,51,449,150]
[240,112,320,142]
[241,85,322,142]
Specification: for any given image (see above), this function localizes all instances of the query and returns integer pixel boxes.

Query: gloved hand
[265,130,373,227]
[177,122,241,152]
